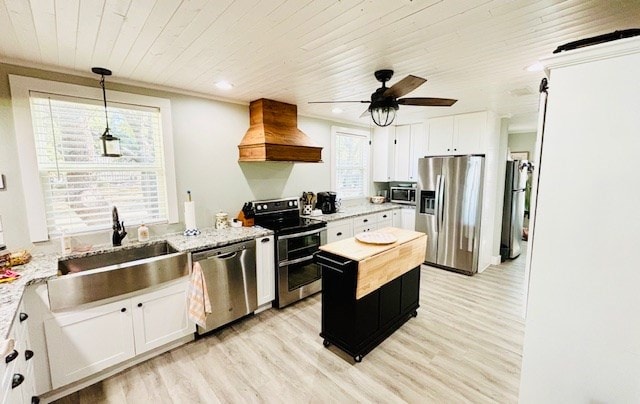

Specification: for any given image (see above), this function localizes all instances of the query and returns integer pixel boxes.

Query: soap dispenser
[137,223,150,242]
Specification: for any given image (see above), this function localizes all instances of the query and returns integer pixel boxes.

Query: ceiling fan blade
[397,97,458,107]
[383,75,427,98]
[308,100,370,104]
[359,108,370,118]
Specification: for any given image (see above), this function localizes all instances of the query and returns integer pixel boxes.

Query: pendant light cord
[100,75,110,132]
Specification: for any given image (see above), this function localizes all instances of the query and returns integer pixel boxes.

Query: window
[331,126,371,199]
[10,75,178,242]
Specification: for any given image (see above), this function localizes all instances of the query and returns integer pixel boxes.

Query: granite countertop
[303,202,408,222]
[1,226,273,340]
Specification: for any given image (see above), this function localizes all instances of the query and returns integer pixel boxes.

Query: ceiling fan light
[370,106,397,127]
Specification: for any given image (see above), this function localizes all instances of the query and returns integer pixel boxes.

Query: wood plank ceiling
[1,0,639,127]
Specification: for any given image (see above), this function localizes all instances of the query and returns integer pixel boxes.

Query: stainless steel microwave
[390,187,416,205]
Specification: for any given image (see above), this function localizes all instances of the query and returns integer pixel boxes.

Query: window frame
[10,75,179,242]
[330,126,371,200]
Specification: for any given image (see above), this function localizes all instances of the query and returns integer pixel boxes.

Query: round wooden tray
[355,232,398,245]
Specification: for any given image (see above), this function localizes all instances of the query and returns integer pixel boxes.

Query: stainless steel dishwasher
[192,239,257,334]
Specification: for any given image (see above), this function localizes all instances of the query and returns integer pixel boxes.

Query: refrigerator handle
[435,175,442,232]
[436,175,445,232]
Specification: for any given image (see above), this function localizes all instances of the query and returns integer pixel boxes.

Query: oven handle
[279,254,316,267]
[278,228,325,240]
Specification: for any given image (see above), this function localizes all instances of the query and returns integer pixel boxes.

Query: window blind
[29,91,168,235]
[334,130,369,199]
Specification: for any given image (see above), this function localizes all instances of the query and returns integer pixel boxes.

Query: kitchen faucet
[112,206,127,246]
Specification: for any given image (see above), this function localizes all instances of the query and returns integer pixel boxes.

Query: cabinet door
[326,220,353,243]
[354,223,376,234]
[409,123,427,180]
[427,116,454,155]
[401,208,416,230]
[256,235,275,305]
[45,299,135,389]
[392,210,402,228]
[393,125,411,181]
[453,112,486,154]
[372,126,395,182]
[132,280,194,355]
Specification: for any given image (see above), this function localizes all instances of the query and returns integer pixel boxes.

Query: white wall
[0,63,363,250]
[508,131,536,161]
[519,38,640,402]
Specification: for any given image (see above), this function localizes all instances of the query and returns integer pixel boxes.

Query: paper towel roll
[184,201,197,230]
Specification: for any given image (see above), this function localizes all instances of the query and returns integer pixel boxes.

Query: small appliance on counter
[315,191,338,214]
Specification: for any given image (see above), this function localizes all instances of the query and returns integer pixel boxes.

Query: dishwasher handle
[192,241,250,262]
[208,251,238,260]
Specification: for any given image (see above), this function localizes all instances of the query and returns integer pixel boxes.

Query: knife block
[237,211,254,227]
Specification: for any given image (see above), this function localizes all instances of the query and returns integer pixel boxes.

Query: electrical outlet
[0,174,5,190]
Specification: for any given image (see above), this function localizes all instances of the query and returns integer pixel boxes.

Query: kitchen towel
[184,201,197,230]
[188,262,211,328]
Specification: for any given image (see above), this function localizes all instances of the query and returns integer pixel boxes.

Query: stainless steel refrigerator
[500,160,528,260]
[415,156,484,275]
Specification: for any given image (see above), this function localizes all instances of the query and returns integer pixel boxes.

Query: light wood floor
[54,250,526,403]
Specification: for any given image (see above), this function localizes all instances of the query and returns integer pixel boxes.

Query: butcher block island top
[319,227,427,300]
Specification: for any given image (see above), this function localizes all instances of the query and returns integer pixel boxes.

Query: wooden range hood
[238,99,322,162]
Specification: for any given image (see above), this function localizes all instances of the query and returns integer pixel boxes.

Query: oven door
[276,228,326,308]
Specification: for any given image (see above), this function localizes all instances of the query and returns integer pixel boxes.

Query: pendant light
[92,67,121,157]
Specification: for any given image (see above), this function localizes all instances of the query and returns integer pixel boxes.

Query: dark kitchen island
[317,227,427,362]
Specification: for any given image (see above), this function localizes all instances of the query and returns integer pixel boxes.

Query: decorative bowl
[370,196,385,204]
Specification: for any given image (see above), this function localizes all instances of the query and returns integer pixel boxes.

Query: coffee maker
[315,191,337,214]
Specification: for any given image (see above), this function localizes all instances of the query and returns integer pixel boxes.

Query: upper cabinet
[427,112,487,155]
[372,123,426,182]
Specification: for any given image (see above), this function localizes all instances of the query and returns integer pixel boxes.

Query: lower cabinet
[256,235,275,306]
[318,252,420,362]
[44,280,193,389]
[2,299,38,404]
[326,220,353,243]
[400,208,416,230]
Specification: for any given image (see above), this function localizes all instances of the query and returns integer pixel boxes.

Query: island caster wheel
[412,311,418,318]
[354,355,362,363]
[323,340,331,348]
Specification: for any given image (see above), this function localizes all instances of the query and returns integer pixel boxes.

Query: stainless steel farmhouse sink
[48,241,189,311]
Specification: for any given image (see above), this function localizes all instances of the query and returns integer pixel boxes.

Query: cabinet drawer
[353,214,377,227]
[353,224,376,234]
[327,221,353,243]
[376,211,393,222]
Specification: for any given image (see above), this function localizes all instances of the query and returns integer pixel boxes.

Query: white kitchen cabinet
[131,281,193,354]
[2,299,38,404]
[371,126,395,182]
[392,210,401,227]
[45,299,136,389]
[400,208,416,230]
[256,235,275,306]
[393,125,411,181]
[427,112,486,155]
[353,223,376,234]
[373,123,426,182]
[375,211,393,229]
[45,279,193,389]
[409,123,427,180]
[326,219,353,243]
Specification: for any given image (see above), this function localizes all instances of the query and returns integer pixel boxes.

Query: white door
[45,299,135,388]
[256,235,275,306]
[427,116,454,155]
[392,210,402,228]
[132,280,194,355]
[453,112,486,154]
[393,125,411,181]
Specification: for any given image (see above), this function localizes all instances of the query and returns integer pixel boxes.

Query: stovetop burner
[251,197,326,236]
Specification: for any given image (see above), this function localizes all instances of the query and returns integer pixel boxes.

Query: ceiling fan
[309,69,457,127]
